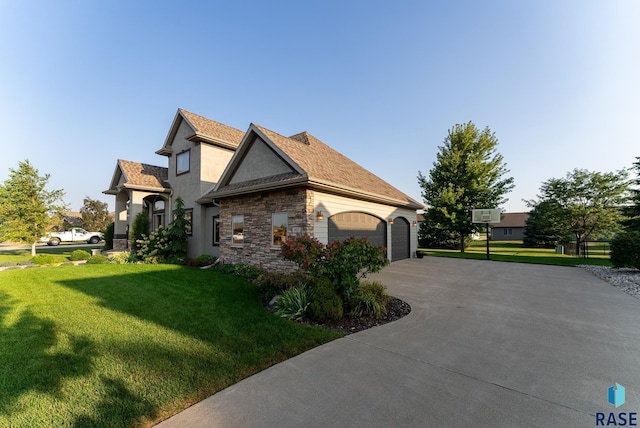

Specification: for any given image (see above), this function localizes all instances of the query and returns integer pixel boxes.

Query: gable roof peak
[288,131,313,145]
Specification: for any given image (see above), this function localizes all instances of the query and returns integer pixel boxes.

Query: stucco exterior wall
[166,120,239,259]
[218,188,313,271]
[229,138,294,184]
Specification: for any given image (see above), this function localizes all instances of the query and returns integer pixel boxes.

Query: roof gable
[104,159,170,194]
[156,108,245,156]
[228,136,297,184]
[206,123,422,209]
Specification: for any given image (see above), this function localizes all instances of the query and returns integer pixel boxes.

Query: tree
[523,200,569,248]
[527,169,629,256]
[0,160,67,255]
[80,197,112,232]
[417,214,472,249]
[622,157,640,232]
[418,122,514,252]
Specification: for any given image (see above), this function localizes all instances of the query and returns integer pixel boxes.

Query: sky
[1,0,638,213]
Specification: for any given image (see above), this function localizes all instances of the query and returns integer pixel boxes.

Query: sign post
[471,209,502,260]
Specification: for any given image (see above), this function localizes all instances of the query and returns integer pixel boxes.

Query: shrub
[275,284,311,321]
[281,235,389,303]
[610,231,640,270]
[349,280,391,319]
[86,254,109,264]
[102,222,114,251]
[253,271,311,302]
[130,210,150,253]
[134,197,189,264]
[213,263,262,282]
[108,252,136,264]
[308,283,343,322]
[69,250,91,261]
[32,254,55,265]
[322,237,389,302]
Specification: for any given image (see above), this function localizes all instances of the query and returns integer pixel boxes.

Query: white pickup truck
[41,228,103,246]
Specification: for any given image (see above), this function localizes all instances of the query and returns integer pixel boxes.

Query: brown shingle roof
[179,109,245,147]
[210,124,422,209]
[494,212,529,228]
[118,159,170,190]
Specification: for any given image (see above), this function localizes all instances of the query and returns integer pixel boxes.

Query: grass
[0,264,342,427]
[419,240,613,267]
[0,245,103,264]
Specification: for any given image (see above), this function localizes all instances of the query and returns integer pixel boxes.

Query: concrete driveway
[157,258,640,427]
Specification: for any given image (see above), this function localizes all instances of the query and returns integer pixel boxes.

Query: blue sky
[1,0,638,213]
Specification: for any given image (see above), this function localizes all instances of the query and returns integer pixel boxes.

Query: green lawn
[0,245,104,264]
[0,264,341,427]
[419,240,612,266]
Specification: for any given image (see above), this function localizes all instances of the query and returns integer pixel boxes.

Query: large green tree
[0,160,67,255]
[418,122,514,251]
[80,197,112,232]
[527,168,629,256]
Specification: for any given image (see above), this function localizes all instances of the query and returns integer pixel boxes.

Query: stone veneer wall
[219,188,315,272]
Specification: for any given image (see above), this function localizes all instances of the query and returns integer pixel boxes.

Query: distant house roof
[204,124,423,210]
[494,212,530,228]
[156,108,245,155]
[103,159,170,194]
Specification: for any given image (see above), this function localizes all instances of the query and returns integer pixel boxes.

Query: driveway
[157,258,640,427]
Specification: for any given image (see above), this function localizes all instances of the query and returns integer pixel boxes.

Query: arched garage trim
[391,216,410,261]
[328,211,387,249]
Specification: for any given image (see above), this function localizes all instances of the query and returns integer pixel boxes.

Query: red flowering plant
[280,234,325,275]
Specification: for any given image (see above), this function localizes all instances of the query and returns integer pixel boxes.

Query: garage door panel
[391,217,410,261]
[328,212,386,248]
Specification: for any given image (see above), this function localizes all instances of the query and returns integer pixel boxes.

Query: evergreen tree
[418,122,514,252]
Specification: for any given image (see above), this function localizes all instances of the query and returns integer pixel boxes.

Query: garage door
[391,217,410,261]
[328,212,386,248]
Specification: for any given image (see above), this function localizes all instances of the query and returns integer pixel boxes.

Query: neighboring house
[104,109,423,270]
[491,212,530,241]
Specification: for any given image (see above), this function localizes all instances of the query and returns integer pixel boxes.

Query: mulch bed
[298,297,412,334]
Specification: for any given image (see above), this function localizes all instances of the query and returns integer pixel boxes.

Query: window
[213,216,220,245]
[272,212,288,247]
[184,209,193,235]
[232,215,244,245]
[153,199,165,231]
[176,149,190,175]
[503,228,513,236]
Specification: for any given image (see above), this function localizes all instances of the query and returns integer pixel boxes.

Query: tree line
[418,122,638,263]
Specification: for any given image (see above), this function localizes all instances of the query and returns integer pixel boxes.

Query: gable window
[272,212,288,247]
[176,149,190,175]
[232,215,244,245]
[213,216,220,245]
[184,209,193,235]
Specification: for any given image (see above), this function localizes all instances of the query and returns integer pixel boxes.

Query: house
[491,212,530,241]
[104,109,423,270]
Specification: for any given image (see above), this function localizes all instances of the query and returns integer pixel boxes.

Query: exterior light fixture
[388,218,394,224]
[412,220,417,227]
[316,211,324,221]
